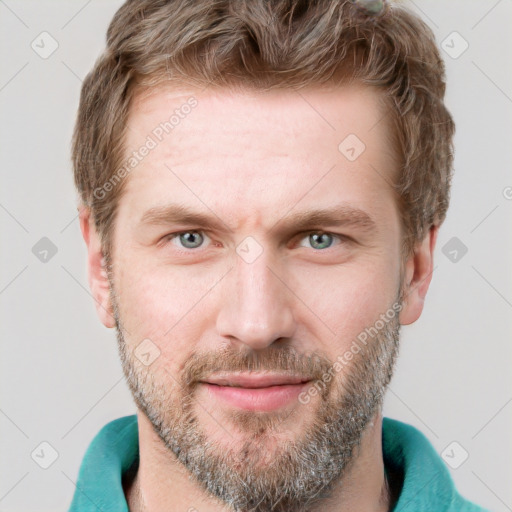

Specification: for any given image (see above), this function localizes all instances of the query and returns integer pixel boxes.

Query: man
[68,0,489,510]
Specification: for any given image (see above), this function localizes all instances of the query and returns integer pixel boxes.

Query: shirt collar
[68,415,465,511]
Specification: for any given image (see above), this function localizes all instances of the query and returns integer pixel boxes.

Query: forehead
[119,84,399,231]
[126,83,392,155]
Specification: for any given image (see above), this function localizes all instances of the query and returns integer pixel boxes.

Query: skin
[80,84,437,511]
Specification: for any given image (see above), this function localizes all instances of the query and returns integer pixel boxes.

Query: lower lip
[202,382,310,412]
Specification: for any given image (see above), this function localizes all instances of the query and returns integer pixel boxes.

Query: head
[74,1,454,510]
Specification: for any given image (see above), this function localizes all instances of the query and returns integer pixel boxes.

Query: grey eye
[177,231,204,249]
[305,232,335,250]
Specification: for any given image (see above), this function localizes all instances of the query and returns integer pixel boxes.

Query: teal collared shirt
[68,415,489,511]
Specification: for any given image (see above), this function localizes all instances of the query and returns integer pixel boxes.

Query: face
[83,84,433,511]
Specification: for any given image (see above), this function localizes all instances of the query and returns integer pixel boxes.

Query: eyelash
[161,230,347,252]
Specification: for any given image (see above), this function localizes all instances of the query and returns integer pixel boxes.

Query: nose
[216,249,296,350]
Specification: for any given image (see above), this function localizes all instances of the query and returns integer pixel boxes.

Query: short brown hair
[72,0,455,260]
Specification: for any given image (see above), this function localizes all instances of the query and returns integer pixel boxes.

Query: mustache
[182,346,334,388]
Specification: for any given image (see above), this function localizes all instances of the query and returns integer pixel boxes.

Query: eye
[167,230,209,250]
[298,232,341,250]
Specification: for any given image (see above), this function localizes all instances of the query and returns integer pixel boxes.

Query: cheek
[113,237,401,363]
[291,256,400,352]
[114,256,223,348]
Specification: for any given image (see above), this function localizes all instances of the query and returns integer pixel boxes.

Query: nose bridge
[216,246,296,349]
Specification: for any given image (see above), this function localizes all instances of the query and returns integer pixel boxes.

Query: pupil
[181,232,202,248]
[311,233,332,249]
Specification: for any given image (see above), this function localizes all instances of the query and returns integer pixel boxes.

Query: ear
[399,225,439,326]
[79,207,116,328]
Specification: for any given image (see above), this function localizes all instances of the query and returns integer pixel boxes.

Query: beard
[112,290,401,512]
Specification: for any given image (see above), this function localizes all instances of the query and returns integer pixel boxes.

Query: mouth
[199,373,313,411]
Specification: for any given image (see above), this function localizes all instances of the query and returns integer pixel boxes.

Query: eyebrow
[138,203,377,236]
[271,205,377,236]
[139,204,232,232]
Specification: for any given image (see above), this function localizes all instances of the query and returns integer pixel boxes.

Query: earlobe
[399,225,439,326]
[79,207,116,329]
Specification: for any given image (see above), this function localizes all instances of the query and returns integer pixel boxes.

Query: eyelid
[162,230,211,250]
[160,229,350,251]
[296,231,348,249]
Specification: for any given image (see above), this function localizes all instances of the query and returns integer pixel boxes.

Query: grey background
[0,1,511,510]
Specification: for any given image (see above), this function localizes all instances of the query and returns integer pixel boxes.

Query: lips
[199,373,313,411]
[201,373,312,388]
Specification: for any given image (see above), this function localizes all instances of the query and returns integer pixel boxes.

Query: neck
[125,411,393,512]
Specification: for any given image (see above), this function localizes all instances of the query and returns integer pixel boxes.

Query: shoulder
[67,415,139,512]
[382,417,491,512]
